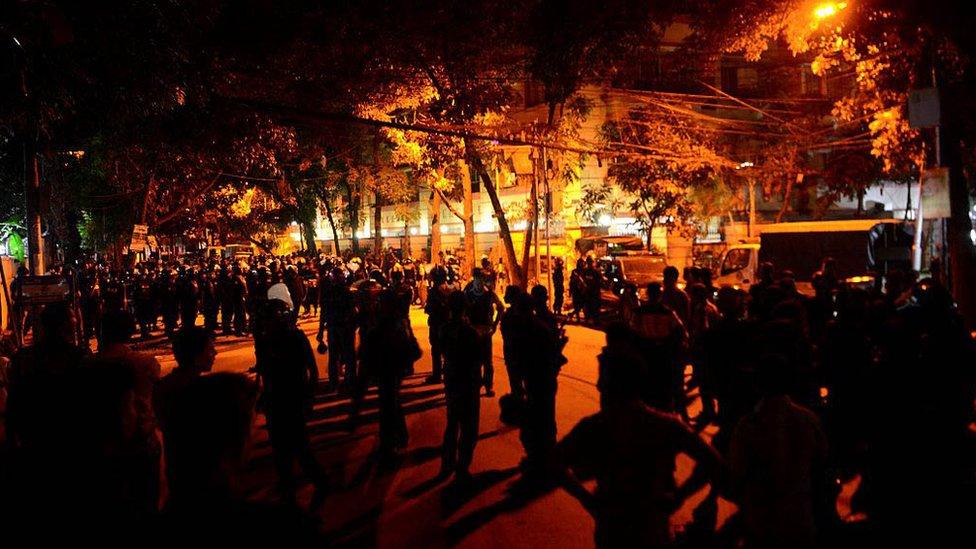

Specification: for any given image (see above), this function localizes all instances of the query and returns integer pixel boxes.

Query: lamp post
[3,28,44,274]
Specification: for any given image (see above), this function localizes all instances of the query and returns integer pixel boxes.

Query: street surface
[150,308,736,547]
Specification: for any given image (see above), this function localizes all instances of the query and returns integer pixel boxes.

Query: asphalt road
[151,308,736,548]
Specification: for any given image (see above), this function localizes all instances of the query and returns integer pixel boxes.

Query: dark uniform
[133,273,157,337]
[440,302,482,477]
[630,299,689,419]
[177,270,200,329]
[463,278,502,396]
[321,269,356,389]
[424,278,452,383]
[552,259,565,314]
[157,271,179,335]
[253,307,327,501]
[200,270,220,331]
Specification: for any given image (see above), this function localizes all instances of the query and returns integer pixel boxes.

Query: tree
[600,105,733,249]
[692,0,976,325]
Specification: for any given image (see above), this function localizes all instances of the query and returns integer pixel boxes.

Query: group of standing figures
[2,251,974,547]
[309,260,566,481]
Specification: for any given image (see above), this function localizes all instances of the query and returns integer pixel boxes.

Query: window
[721,248,752,275]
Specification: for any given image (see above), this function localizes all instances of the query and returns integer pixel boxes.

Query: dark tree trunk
[777,176,795,223]
[301,219,317,254]
[373,192,383,257]
[467,142,524,288]
[322,193,341,254]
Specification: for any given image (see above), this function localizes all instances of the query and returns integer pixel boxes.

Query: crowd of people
[557,261,975,547]
[52,250,444,343]
[0,248,973,547]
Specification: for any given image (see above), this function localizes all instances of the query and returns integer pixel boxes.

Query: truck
[713,219,914,294]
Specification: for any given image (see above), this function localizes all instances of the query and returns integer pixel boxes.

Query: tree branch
[154,174,223,227]
[435,187,464,222]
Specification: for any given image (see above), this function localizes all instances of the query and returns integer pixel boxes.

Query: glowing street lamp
[813,2,847,21]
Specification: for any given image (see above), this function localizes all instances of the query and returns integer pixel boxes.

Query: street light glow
[813,2,847,20]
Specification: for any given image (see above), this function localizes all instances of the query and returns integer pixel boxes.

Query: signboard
[17,275,72,304]
[920,167,951,219]
[129,224,149,253]
[908,88,940,129]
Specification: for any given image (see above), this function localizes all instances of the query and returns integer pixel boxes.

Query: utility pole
[913,64,941,273]
[462,161,475,278]
[533,147,541,286]
[430,184,442,263]
[542,146,552,305]
[25,139,44,274]
[0,27,44,275]
[747,180,756,238]
[9,29,44,274]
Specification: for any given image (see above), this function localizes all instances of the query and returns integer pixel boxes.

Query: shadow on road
[446,474,558,545]
[440,467,521,518]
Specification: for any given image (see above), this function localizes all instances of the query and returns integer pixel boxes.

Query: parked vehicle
[593,251,668,318]
[713,219,913,294]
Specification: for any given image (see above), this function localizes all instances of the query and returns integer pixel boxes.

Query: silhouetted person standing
[552,257,565,314]
[729,353,828,548]
[155,326,218,422]
[661,265,690,328]
[629,282,689,419]
[6,302,88,453]
[463,268,504,397]
[319,266,356,391]
[133,270,157,338]
[439,291,482,481]
[424,265,452,384]
[177,268,200,329]
[88,309,163,516]
[157,373,321,544]
[253,300,328,505]
[200,269,220,331]
[517,296,562,478]
[500,286,531,399]
[581,257,602,322]
[569,258,586,320]
[358,292,418,465]
[556,340,722,548]
[159,269,180,335]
